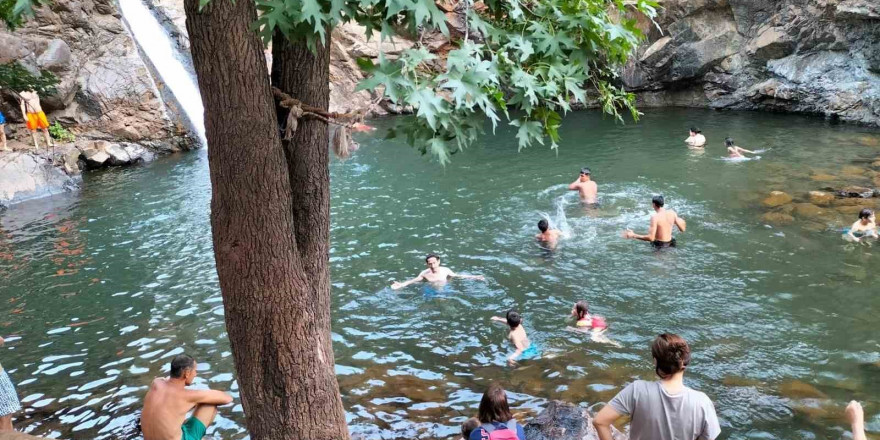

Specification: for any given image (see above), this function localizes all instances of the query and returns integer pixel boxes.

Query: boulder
[104,142,131,165]
[761,212,795,225]
[747,27,794,62]
[36,39,72,72]
[123,143,155,163]
[778,380,827,400]
[792,203,825,218]
[808,191,835,206]
[0,152,79,207]
[762,191,793,207]
[524,400,626,440]
[835,186,874,198]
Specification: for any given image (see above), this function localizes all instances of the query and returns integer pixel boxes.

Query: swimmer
[568,167,598,205]
[536,219,561,246]
[846,209,878,242]
[725,138,755,158]
[390,254,485,290]
[685,127,706,147]
[491,310,532,366]
[623,195,686,249]
[569,301,620,347]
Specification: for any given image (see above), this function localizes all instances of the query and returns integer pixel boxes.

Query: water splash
[118,0,206,145]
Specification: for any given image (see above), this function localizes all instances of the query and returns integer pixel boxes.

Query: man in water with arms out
[391,254,485,290]
[569,167,598,205]
[141,354,233,440]
[623,195,686,248]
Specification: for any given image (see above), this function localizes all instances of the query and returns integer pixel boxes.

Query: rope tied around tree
[272,87,374,160]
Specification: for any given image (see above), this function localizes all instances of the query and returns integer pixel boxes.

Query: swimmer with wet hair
[685,127,706,147]
[391,254,485,290]
[536,219,561,245]
[725,138,755,158]
[623,195,686,249]
[846,209,877,242]
[491,310,534,366]
[569,301,620,346]
[568,167,598,205]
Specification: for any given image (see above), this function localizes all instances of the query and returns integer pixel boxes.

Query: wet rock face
[0,152,80,208]
[524,400,627,440]
[0,0,197,152]
[625,0,880,126]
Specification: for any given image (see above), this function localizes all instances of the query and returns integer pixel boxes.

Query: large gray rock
[524,400,627,440]
[0,152,79,208]
[36,39,72,72]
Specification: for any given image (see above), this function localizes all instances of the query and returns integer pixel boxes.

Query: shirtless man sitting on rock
[141,354,233,440]
[623,195,686,249]
[391,254,484,290]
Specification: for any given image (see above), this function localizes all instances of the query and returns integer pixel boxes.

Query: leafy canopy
[1,0,43,29]
[0,62,58,95]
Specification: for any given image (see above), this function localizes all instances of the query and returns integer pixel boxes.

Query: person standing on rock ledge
[593,333,721,440]
[685,127,706,147]
[19,91,53,152]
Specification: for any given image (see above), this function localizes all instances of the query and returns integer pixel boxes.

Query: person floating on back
[391,254,485,290]
[535,219,561,247]
[491,310,536,366]
[685,127,706,147]
[569,301,620,346]
[568,167,598,205]
[467,384,526,440]
[725,138,755,158]
[140,354,233,440]
[845,208,878,242]
[593,333,721,440]
[623,195,686,249]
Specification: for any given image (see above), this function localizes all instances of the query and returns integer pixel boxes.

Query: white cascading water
[118,0,206,145]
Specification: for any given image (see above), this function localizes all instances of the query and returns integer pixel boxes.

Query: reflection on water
[1,108,880,439]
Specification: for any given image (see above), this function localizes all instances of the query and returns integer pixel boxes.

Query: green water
[1,108,879,439]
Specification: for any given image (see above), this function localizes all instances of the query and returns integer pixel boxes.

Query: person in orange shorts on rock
[0,110,7,152]
[19,90,53,151]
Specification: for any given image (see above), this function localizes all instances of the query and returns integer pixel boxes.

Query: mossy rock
[808,191,834,206]
[841,165,866,177]
[762,191,793,207]
[792,203,825,218]
[761,212,794,225]
[778,380,827,399]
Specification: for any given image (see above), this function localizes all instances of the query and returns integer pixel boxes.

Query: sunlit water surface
[1,109,879,439]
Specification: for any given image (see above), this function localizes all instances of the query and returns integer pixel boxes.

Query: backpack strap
[481,421,517,434]
[506,420,517,431]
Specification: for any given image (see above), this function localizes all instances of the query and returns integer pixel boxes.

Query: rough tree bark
[183,0,349,438]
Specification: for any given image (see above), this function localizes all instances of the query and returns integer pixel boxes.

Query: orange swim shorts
[26,111,49,130]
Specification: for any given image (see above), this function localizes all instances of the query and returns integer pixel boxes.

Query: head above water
[478,383,513,423]
[859,208,874,221]
[170,354,196,384]
[580,167,591,176]
[652,195,665,209]
[425,254,440,270]
[505,310,522,329]
[725,137,734,147]
[651,333,691,380]
[574,300,590,319]
[689,127,701,135]
[538,219,549,233]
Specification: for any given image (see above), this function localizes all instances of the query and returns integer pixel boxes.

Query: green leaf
[510,119,544,150]
[355,57,410,102]
[507,36,534,62]
[407,88,448,130]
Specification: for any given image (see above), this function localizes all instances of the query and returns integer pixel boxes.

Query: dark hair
[461,417,481,438]
[859,208,874,220]
[689,127,700,134]
[170,354,195,378]
[478,383,513,423]
[425,254,440,263]
[505,310,521,329]
[538,219,549,232]
[725,137,734,147]
[652,195,665,208]
[580,167,591,175]
[574,300,589,320]
[651,333,691,379]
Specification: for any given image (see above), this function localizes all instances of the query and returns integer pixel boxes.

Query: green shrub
[0,62,58,95]
[48,121,75,142]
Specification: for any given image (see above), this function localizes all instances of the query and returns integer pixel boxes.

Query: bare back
[141,379,197,440]
[652,209,681,242]
[574,181,598,203]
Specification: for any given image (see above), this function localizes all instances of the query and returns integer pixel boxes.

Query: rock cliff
[624,0,880,126]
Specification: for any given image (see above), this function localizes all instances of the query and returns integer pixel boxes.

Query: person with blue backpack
[468,384,526,440]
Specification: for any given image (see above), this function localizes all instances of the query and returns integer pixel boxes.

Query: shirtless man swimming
[141,355,233,440]
[491,310,532,366]
[569,167,598,204]
[685,127,706,147]
[725,138,755,158]
[623,195,686,248]
[536,219,561,246]
[846,208,877,242]
[390,254,484,290]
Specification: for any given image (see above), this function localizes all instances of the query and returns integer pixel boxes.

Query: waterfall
[118,0,206,145]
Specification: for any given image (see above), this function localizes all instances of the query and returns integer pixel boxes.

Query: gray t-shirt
[609,380,721,440]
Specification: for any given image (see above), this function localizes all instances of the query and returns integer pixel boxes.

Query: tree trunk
[183,0,348,438]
